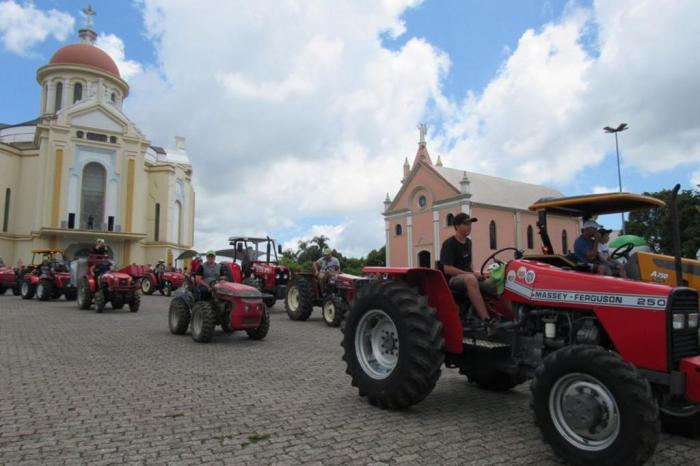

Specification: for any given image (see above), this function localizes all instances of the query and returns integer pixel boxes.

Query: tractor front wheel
[111,295,125,309]
[163,283,172,297]
[36,279,53,301]
[660,406,700,437]
[64,288,77,301]
[169,297,190,334]
[94,290,106,313]
[531,345,659,466]
[342,279,444,410]
[191,301,216,342]
[285,277,313,321]
[246,307,270,340]
[77,278,92,309]
[322,295,348,328]
[20,280,35,300]
[12,286,20,296]
[141,277,155,295]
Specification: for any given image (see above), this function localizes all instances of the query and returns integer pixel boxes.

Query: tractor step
[462,337,510,349]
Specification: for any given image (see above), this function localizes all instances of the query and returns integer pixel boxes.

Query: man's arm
[194,267,208,288]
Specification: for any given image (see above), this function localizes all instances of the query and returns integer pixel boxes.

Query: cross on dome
[82,5,96,29]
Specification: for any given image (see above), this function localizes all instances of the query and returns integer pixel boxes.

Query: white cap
[582,220,603,229]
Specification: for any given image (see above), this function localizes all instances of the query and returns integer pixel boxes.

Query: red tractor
[342,189,700,466]
[285,272,364,327]
[19,249,76,301]
[74,255,140,313]
[168,262,270,343]
[119,263,185,296]
[0,258,21,296]
[222,236,289,308]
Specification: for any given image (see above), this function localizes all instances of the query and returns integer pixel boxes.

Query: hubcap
[323,301,335,322]
[355,309,399,380]
[21,281,28,295]
[288,286,299,311]
[37,283,44,297]
[142,279,150,292]
[549,373,620,451]
[192,310,202,335]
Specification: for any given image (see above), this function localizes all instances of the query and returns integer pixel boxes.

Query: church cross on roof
[413,123,433,166]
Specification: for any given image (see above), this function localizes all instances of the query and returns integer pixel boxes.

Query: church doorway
[417,250,431,268]
[80,162,106,229]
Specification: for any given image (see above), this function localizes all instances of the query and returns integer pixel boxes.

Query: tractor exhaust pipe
[669,184,683,287]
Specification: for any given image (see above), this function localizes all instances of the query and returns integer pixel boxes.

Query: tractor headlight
[244,304,251,312]
[276,274,281,279]
[672,313,686,330]
[687,313,699,328]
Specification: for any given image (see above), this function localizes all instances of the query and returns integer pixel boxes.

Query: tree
[625,188,700,258]
[365,246,386,266]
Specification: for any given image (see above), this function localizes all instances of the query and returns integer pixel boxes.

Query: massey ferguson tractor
[0,259,21,296]
[119,263,185,296]
[75,254,140,313]
[222,236,289,308]
[285,271,364,327]
[341,188,700,466]
[19,249,76,301]
[168,262,269,343]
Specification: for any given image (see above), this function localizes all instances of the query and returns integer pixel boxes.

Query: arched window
[562,230,569,254]
[73,83,82,103]
[489,220,497,250]
[418,250,431,268]
[527,225,534,249]
[446,213,454,227]
[173,201,182,244]
[111,92,116,103]
[3,188,10,232]
[43,84,48,113]
[80,163,106,229]
[54,82,63,112]
[154,203,160,241]
[395,224,402,236]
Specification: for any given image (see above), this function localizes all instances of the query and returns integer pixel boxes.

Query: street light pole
[604,123,629,234]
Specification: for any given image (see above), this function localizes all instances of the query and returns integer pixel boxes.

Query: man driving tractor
[194,250,231,300]
[573,220,608,275]
[440,213,498,326]
[313,247,341,295]
[91,238,111,278]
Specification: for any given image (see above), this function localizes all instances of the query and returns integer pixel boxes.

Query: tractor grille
[668,288,700,369]
[120,279,129,288]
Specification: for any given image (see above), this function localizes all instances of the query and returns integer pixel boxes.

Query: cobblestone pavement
[0,295,698,465]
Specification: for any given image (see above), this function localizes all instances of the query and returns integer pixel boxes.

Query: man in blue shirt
[573,220,606,275]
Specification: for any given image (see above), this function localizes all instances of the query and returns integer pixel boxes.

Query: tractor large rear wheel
[246,307,270,340]
[77,278,92,309]
[342,279,444,410]
[169,297,191,334]
[531,345,659,466]
[36,279,53,301]
[191,301,216,343]
[285,277,313,321]
[20,280,35,300]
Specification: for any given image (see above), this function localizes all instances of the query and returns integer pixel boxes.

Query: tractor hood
[214,281,265,299]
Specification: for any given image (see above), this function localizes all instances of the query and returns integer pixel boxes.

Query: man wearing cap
[313,247,340,295]
[195,251,230,300]
[573,220,606,275]
[440,213,496,323]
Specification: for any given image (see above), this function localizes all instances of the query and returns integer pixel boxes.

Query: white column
[62,79,70,109]
[432,210,440,262]
[514,210,522,250]
[406,215,413,267]
[384,220,391,266]
[461,202,470,214]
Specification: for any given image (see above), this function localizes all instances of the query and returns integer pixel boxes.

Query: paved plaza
[0,295,698,465]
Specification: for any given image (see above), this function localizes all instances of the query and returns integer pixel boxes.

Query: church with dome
[0,18,195,267]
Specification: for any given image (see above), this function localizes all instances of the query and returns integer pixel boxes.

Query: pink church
[384,127,580,269]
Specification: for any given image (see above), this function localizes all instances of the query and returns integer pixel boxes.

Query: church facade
[384,126,580,270]
[0,25,195,267]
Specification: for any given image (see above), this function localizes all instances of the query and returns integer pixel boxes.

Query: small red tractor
[19,249,76,301]
[74,254,140,313]
[342,189,700,466]
[285,272,364,327]
[221,236,290,308]
[118,263,185,296]
[0,258,21,296]
[168,262,270,343]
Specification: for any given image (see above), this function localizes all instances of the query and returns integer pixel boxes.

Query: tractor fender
[363,266,463,354]
[173,288,195,308]
[680,356,700,403]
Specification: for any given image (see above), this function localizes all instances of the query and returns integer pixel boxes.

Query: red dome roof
[49,43,120,77]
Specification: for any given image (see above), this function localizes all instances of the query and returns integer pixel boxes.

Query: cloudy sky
[1,0,699,256]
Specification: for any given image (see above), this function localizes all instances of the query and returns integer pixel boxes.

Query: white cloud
[0,0,74,55]
[692,169,700,187]
[592,185,618,195]
[95,33,143,80]
[123,0,700,257]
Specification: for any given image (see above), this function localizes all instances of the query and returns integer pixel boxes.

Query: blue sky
[1,0,699,254]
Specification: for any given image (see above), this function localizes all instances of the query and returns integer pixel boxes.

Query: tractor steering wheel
[610,242,634,260]
[480,247,523,276]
